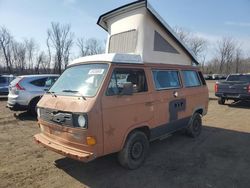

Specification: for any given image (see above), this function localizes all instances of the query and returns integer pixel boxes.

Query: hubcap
[131,142,143,160]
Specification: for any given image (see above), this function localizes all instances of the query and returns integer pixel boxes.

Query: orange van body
[34,60,208,164]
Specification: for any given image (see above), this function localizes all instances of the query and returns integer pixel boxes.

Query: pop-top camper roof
[97,0,198,65]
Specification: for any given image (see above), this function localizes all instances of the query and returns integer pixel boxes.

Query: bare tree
[216,37,236,74]
[173,26,190,44]
[77,37,104,57]
[24,38,37,71]
[0,26,13,73]
[235,47,242,73]
[47,22,74,74]
[174,26,207,62]
[35,51,48,73]
[12,40,26,72]
[86,38,104,55]
[77,37,87,56]
[46,35,52,72]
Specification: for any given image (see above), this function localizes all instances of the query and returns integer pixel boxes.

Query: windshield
[49,63,109,97]
[227,75,250,82]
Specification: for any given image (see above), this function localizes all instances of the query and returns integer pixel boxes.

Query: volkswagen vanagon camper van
[34,0,209,169]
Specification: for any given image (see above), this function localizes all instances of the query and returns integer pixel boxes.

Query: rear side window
[30,77,47,87]
[153,70,181,90]
[106,68,148,96]
[182,70,201,87]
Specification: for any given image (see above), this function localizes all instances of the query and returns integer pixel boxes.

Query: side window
[152,70,181,90]
[106,69,148,96]
[182,70,201,87]
[30,77,47,87]
[45,77,58,88]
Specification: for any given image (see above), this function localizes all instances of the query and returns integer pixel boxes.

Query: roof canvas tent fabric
[97,0,198,65]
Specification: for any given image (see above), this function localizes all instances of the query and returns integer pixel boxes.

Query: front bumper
[34,133,94,162]
[215,93,250,100]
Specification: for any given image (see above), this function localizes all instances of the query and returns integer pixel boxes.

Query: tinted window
[0,77,8,84]
[227,75,250,82]
[106,69,147,96]
[153,70,181,90]
[182,70,201,87]
[30,78,47,87]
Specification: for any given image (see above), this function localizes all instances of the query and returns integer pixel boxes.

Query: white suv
[7,74,59,115]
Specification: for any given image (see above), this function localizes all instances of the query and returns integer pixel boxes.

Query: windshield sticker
[88,69,104,75]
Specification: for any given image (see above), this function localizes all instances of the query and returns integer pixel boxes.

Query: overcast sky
[0,0,250,60]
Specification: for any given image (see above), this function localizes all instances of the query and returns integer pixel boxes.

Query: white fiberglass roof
[69,53,143,66]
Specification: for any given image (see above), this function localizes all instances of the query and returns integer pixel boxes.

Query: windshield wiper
[46,91,57,97]
[62,89,86,100]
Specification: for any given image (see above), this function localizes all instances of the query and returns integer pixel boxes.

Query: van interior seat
[127,73,139,92]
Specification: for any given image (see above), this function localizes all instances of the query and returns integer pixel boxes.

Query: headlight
[37,108,41,118]
[78,115,86,128]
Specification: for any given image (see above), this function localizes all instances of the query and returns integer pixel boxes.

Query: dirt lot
[0,81,250,188]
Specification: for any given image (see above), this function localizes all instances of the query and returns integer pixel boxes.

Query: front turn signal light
[86,136,96,146]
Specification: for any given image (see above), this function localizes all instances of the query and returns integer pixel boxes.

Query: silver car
[7,74,59,115]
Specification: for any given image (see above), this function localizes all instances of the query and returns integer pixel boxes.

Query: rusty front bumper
[34,133,94,162]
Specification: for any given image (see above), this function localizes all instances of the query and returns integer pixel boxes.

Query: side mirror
[121,83,133,95]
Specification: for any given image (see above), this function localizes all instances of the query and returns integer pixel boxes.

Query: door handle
[173,91,178,98]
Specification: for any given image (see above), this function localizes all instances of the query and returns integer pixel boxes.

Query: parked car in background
[218,74,227,80]
[212,74,220,80]
[7,74,59,115]
[0,75,15,95]
[215,74,250,104]
[203,74,212,80]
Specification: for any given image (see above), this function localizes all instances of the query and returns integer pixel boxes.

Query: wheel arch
[28,95,41,107]
[120,124,150,150]
[193,106,206,116]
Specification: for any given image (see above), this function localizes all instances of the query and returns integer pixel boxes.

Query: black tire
[186,113,202,138]
[28,97,40,116]
[118,131,149,170]
[218,97,225,105]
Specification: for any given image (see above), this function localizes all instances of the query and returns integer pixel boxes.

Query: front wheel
[118,131,149,170]
[186,113,202,138]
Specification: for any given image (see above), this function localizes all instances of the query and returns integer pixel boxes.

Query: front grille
[40,108,74,127]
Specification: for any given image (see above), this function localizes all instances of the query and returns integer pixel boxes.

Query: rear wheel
[218,97,225,105]
[186,113,202,138]
[28,97,40,116]
[118,131,149,170]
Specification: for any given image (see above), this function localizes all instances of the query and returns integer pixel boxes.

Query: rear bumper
[0,92,8,96]
[215,93,250,100]
[34,133,94,162]
[0,88,8,95]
